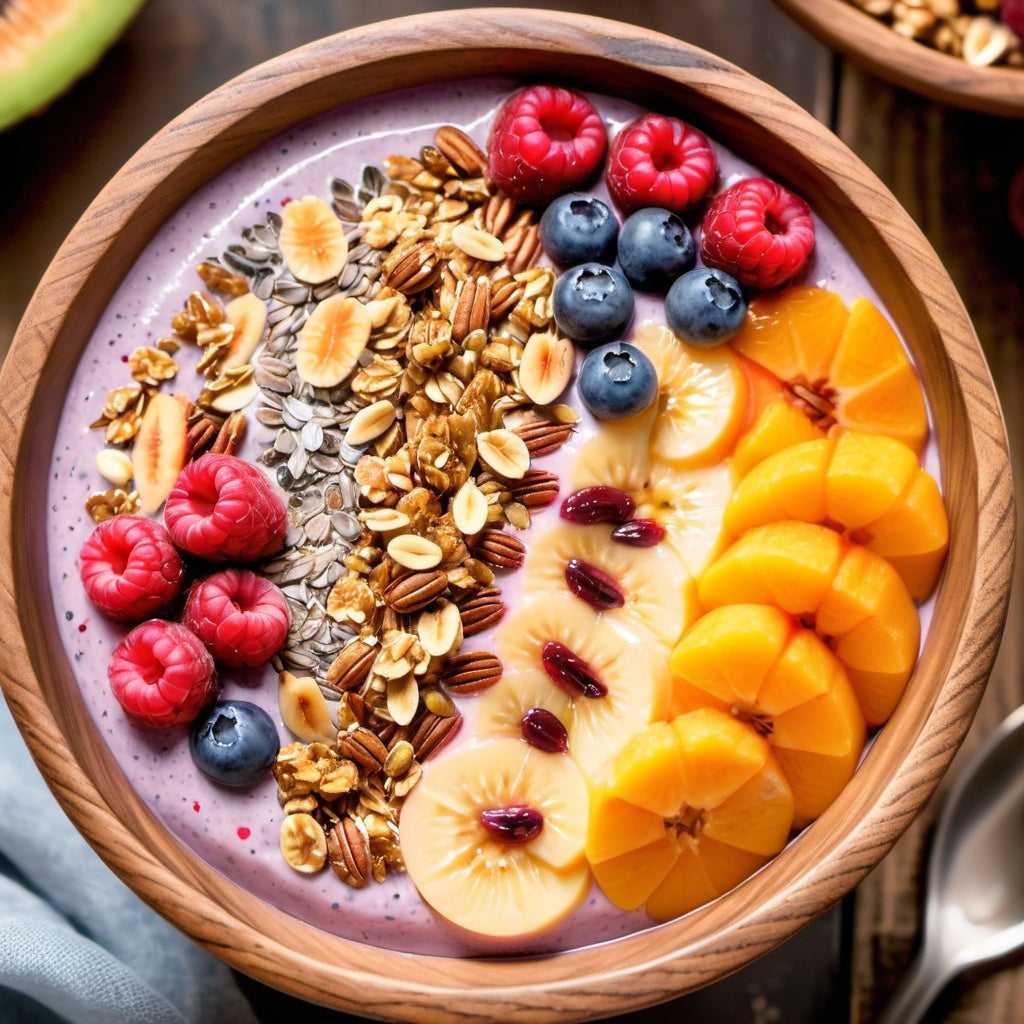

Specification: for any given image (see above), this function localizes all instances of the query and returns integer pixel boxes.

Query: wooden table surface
[1,3,1021,1022]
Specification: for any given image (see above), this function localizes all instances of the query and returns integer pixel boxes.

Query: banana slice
[632,321,747,468]
[567,403,656,493]
[634,460,734,578]
[489,595,672,776]
[398,737,592,938]
[523,522,698,648]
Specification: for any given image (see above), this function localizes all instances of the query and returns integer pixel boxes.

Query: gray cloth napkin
[0,693,259,1024]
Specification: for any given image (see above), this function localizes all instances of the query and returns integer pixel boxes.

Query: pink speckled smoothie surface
[45,78,939,958]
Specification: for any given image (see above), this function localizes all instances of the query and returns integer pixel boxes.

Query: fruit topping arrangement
[74,81,950,946]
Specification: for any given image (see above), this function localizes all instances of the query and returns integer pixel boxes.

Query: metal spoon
[876,703,1024,1024]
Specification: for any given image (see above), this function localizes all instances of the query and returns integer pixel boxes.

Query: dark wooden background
[1,2,1021,1022]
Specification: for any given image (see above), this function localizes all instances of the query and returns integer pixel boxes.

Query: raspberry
[486,85,607,204]
[699,176,815,290]
[605,113,717,214]
[79,515,184,622]
[183,568,290,668]
[164,454,287,563]
[109,619,217,728]
[1003,0,1024,36]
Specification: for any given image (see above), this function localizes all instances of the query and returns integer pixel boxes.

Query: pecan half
[442,651,504,694]
[325,637,378,692]
[409,707,463,761]
[327,817,370,888]
[455,585,506,636]
[383,570,449,613]
[451,275,491,343]
[208,410,246,455]
[434,125,487,179]
[336,726,389,773]
[473,527,526,569]
[508,468,559,508]
[512,417,575,456]
[382,241,443,294]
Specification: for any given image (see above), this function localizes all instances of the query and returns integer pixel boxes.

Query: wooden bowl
[0,9,1015,1021]
[773,0,1024,117]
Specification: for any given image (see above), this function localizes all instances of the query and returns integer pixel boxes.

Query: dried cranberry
[564,558,625,610]
[521,707,570,753]
[479,805,544,844]
[559,485,635,524]
[541,640,608,698]
[610,518,665,547]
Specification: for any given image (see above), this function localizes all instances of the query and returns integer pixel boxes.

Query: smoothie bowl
[0,9,1015,1022]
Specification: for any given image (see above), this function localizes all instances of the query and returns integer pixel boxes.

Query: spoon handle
[874,942,956,1024]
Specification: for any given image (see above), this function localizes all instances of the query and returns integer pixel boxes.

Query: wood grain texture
[0,10,1014,1021]
[772,0,1024,118]
[835,65,1024,1024]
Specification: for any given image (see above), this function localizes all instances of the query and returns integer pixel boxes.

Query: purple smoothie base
[45,78,939,958]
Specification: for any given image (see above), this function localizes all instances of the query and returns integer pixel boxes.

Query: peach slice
[632,322,749,468]
[668,604,866,828]
[585,707,794,919]
[730,287,928,455]
[698,521,920,725]
[724,431,948,599]
[730,395,826,480]
[132,391,187,514]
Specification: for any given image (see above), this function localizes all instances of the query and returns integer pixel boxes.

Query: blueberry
[577,342,658,421]
[665,267,746,346]
[190,699,279,788]
[539,194,619,267]
[616,207,696,292]
[552,263,634,346]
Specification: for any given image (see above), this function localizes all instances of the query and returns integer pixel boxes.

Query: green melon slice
[0,0,146,131]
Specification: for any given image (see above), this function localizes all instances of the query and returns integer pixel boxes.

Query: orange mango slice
[698,521,920,726]
[586,706,794,920]
[731,394,826,479]
[730,287,928,455]
[724,431,948,600]
[669,604,866,828]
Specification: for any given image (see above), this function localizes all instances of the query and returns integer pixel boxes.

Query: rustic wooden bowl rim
[772,0,1024,117]
[0,9,1015,1021]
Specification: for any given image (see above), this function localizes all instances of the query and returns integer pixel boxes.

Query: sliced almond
[296,294,372,388]
[518,330,575,406]
[963,17,1011,66]
[451,223,506,262]
[476,428,530,480]
[96,448,134,488]
[451,478,488,535]
[358,507,411,533]
[387,674,421,728]
[387,533,443,570]
[345,399,397,447]
[279,670,336,743]
[279,194,349,283]
[206,375,260,413]
[417,600,464,659]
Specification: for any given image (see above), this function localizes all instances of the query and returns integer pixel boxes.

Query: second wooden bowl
[773,0,1024,116]
[0,9,1016,1021]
